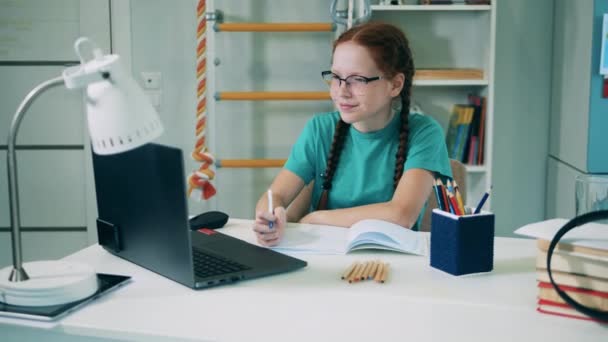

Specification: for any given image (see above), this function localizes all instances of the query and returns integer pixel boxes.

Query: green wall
[493,0,554,236]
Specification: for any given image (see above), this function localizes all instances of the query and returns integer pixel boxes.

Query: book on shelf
[537,269,608,293]
[537,281,608,311]
[477,95,486,165]
[537,299,608,323]
[445,104,472,162]
[463,94,482,165]
[444,95,486,165]
[271,219,429,256]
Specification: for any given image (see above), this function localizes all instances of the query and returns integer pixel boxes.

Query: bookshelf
[368,0,496,207]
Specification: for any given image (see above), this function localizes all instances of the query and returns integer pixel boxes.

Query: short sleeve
[404,115,453,179]
[284,117,318,184]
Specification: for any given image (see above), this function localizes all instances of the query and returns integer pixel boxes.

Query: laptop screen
[92,143,196,287]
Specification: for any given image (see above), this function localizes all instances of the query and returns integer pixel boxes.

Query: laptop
[91,143,307,289]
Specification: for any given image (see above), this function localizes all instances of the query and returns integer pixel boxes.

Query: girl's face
[330,41,403,132]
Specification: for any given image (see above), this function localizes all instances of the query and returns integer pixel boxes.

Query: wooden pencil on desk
[360,261,372,281]
[349,263,360,282]
[374,263,385,283]
[356,262,368,282]
[347,263,360,283]
[341,261,358,280]
[365,261,375,280]
[367,261,379,280]
[368,261,379,280]
[374,260,383,279]
[359,261,370,280]
[380,263,389,283]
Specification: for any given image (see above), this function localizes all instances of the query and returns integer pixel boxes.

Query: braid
[393,57,414,189]
[393,106,409,189]
[317,119,350,210]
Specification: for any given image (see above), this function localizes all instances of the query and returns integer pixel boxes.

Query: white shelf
[464,165,486,173]
[369,1,495,210]
[413,79,489,86]
[371,5,491,11]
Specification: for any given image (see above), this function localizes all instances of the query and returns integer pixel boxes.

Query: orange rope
[188,0,216,201]
[216,91,330,101]
[217,159,286,168]
[216,22,335,32]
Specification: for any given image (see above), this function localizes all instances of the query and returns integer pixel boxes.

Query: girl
[253,22,452,246]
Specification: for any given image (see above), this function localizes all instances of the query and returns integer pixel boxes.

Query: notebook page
[270,223,348,255]
[347,219,429,256]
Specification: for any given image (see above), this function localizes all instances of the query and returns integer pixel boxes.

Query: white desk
[2,219,607,341]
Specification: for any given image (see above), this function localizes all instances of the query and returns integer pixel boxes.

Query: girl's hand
[253,206,287,247]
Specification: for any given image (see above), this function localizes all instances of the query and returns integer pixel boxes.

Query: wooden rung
[216,22,335,32]
[216,91,330,101]
[217,159,286,168]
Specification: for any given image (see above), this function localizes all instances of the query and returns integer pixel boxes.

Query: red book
[536,281,608,323]
[477,97,486,165]
[537,299,608,323]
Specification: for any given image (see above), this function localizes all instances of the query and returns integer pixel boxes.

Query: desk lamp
[0,37,163,306]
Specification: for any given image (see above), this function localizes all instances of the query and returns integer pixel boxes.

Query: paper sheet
[514,218,608,251]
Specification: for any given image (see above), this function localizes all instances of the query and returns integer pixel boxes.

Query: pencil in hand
[267,189,274,228]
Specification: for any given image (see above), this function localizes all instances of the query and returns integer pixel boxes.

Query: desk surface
[2,219,607,341]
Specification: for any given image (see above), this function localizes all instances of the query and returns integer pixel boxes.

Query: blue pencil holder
[430,208,495,276]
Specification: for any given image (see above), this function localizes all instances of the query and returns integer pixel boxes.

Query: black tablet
[0,273,130,321]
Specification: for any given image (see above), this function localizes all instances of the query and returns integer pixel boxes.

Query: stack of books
[535,239,608,322]
[515,219,608,323]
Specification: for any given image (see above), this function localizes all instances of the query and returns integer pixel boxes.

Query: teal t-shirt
[285,111,452,229]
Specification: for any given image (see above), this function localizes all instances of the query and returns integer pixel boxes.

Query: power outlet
[141,71,161,89]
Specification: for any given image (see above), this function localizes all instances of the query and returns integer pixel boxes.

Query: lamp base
[0,261,98,306]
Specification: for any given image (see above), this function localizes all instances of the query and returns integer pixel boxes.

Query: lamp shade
[63,38,163,155]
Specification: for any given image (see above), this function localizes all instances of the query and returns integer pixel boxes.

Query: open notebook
[271,219,429,256]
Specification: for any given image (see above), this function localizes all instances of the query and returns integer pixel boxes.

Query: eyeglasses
[321,70,383,95]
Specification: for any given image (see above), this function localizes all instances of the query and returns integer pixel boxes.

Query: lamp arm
[7,76,65,282]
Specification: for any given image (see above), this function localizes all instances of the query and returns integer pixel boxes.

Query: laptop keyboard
[192,248,251,279]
